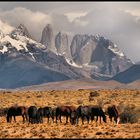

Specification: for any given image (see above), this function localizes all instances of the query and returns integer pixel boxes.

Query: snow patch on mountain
[0,35,28,51]
[66,58,83,68]
[108,45,124,57]
[0,45,8,54]
[14,35,46,50]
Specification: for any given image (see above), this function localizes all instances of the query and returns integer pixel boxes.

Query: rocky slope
[70,34,133,76]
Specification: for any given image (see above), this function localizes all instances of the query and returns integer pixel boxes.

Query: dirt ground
[0,89,140,138]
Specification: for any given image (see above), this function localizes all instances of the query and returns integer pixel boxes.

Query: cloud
[0,20,14,34]
[64,11,88,22]
[73,18,89,27]
[125,9,140,17]
[58,6,140,62]
[0,3,140,62]
[0,7,52,41]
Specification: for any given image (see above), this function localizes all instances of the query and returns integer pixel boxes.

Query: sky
[0,2,140,62]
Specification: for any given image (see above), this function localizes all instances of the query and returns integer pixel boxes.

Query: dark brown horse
[6,105,28,123]
[76,105,91,124]
[107,105,120,125]
[56,105,76,124]
[90,105,107,124]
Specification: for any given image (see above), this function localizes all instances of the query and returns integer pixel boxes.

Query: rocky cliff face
[55,32,71,59]
[40,24,56,53]
[70,34,133,76]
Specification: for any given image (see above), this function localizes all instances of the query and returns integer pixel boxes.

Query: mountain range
[0,23,139,89]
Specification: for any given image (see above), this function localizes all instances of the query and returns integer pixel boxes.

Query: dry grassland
[0,89,140,138]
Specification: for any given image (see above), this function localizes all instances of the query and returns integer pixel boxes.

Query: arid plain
[0,89,140,138]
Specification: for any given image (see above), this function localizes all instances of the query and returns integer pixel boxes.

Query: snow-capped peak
[11,24,32,39]
[0,26,46,55]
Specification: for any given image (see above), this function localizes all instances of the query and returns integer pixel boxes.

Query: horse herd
[2,104,120,125]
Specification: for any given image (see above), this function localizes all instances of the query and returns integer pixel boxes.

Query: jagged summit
[11,24,32,39]
[40,24,53,50]
[55,31,71,58]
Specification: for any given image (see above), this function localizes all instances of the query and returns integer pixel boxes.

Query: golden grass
[0,89,140,138]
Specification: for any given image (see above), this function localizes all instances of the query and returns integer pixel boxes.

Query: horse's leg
[28,117,30,124]
[100,116,101,124]
[14,116,16,123]
[88,116,90,124]
[113,117,116,125]
[91,115,94,123]
[41,116,43,123]
[56,115,58,124]
[9,116,12,123]
[96,116,98,122]
[66,115,68,124]
[86,115,89,124]
[10,116,12,123]
[110,116,112,123]
[95,116,98,126]
[82,115,84,124]
[47,116,50,124]
[51,115,54,123]
[22,115,25,123]
[76,116,79,125]
[25,113,28,122]
[60,115,62,123]
[116,117,120,125]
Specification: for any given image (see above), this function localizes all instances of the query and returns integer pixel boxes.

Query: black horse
[6,106,28,123]
[43,106,55,123]
[28,106,38,124]
[90,105,107,124]
[37,107,44,123]
[107,105,120,125]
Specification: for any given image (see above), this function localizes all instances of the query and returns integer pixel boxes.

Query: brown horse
[6,105,28,123]
[107,105,120,125]
[56,105,76,124]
